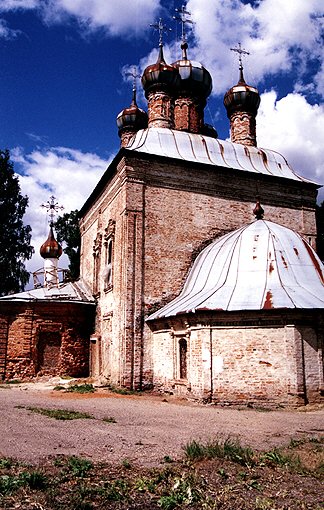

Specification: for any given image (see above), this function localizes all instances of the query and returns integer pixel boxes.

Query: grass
[184,437,255,467]
[54,383,95,394]
[107,384,141,395]
[25,406,94,420]
[0,436,322,509]
[102,416,117,423]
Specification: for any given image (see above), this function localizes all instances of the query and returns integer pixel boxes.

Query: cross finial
[150,18,172,47]
[124,66,140,105]
[41,196,64,227]
[230,42,250,83]
[173,5,193,59]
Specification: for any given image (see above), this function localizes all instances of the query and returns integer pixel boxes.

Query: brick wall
[79,151,318,391]
[0,302,94,380]
[150,313,324,406]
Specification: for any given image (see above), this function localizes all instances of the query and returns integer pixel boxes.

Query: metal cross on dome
[230,42,250,69]
[124,66,140,93]
[150,18,172,46]
[41,195,64,226]
[173,5,193,45]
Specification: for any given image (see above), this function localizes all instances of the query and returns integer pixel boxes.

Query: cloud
[0,0,162,37]
[0,18,20,38]
[11,146,108,277]
[186,0,324,96]
[256,90,324,200]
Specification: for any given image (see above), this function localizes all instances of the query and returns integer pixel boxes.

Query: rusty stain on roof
[147,219,324,321]
[263,290,273,309]
[128,128,319,185]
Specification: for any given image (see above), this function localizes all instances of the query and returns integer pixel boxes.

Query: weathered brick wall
[229,111,257,146]
[151,317,324,405]
[79,151,318,391]
[0,302,94,380]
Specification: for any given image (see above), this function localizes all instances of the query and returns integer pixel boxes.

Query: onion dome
[141,44,180,98]
[172,42,212,100]
[201,123,218,139]
[148,209,324,319]
[40,226,62,259]
[116,87,148,134]
[224,64,260,117]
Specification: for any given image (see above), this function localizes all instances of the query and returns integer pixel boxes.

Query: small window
[179,338,187,380]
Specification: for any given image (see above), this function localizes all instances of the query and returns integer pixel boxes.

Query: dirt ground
[1,381,323,467]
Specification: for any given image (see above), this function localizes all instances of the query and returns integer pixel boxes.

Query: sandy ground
[1,381,323,467]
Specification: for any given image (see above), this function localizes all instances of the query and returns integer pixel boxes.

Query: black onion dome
[142,45,180,98]
[171,42,212,100]
[224,67,260,116]
[40,226,62,259]
[116,90,148,132]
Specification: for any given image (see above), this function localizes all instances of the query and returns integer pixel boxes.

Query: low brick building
[0,223,95,380]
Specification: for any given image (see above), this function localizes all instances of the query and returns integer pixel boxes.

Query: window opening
[179,338,187,379]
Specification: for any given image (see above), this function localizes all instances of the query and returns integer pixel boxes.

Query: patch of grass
[21,470,48,489]
[104,479,129,501]
[261,448,298,467]
[5,379,21,385]
[122,459,131,469]
[26,406,94,420]
[67,456,93,478]
[183,437,255,467]
[163,455,174,464]
[0,459,13,469]
[107,384,141,396]
[53,383,95,394]
[102,416,117,423]
[0,474,22,495]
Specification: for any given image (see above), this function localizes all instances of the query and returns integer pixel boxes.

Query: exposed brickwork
[119,130,136,148]
[79,150,319,397]
[147,91,175,128]
[0,302,94,381]
[150,313,324,406]
[229,111,257,146]
[174,96,203,133]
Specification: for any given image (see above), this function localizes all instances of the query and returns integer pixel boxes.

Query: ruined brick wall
[150,313,324,406]
[0,302,94,381]
[79,152,318,391]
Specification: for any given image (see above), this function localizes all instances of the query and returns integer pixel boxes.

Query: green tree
[316,201,324,261]
[54,210,80,280]
[0,150,34,295]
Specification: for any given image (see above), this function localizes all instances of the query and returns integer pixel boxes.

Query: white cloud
[11,146,108,277]
[0,0,162,37]
[257,90,324,201]
[186,0,324,95]
[0,18,20,38]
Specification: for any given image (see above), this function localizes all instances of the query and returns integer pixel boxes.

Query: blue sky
[0,0,323,277]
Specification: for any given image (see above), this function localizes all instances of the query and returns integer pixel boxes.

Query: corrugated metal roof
[147,220,324,320]
[127,128,317,184]
[0,279,95,305]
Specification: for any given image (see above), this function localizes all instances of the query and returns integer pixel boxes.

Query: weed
[158,473,204,509]
[261,449,293,467]
[247,479,262,490]
[104,479,129,501]
[53,385,66,391]
[107,384,141,396]
[218,468,228,479]
[134,476,157,493]
[255,496,275,509]
[26,406,94,420]
[102,416,117,423]
[66,383,95,394]
[21,470,47,489]
[67,456,93,477]
[0,458,13,469]
[163,456,174,464]
[5,379,21,385]
[122,459,131,469]
[184,437,255,466]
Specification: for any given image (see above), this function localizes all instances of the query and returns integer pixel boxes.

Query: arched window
[179,338,187,380]
[103,220,115,291]
[93,232,102,295]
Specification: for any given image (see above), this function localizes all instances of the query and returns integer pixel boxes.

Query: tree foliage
[54,210,81,280]
[0,150,34,295]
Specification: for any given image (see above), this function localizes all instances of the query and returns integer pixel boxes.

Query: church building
[0,13,323,406]
[78,28,324,406]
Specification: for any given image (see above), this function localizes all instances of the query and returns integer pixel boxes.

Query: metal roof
[127,128,317,184]
[0,279,95,305]
[147,220,324,320]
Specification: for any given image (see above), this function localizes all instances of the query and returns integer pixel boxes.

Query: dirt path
[1,383,323,467]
